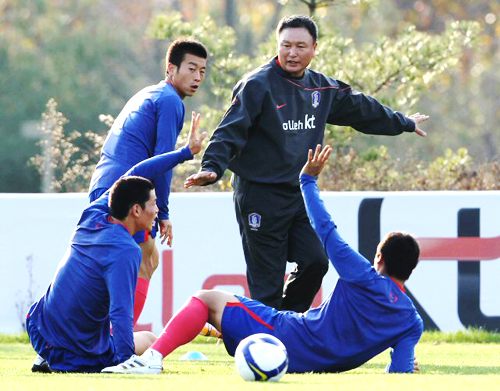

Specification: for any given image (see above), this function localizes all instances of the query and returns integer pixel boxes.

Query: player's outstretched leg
[101,290,237,374]
[102,295,210,374]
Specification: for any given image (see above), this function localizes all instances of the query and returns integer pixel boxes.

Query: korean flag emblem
[248,212,261,230]
[312,91,321,108]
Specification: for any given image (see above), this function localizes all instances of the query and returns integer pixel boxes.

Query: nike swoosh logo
[276,103,287,109]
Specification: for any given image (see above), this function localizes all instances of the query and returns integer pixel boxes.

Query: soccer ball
[234,333,288,382]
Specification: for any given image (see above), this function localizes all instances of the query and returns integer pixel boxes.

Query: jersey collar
[108,215,132,235]
[389,276,406,293]
[272,56,308,80]
[166,79,182,99]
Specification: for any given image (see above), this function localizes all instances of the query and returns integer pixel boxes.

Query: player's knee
[195,289,236,311]
[194,290,212,305]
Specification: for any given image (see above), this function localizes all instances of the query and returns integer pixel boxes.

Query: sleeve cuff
[405,118,416,132]
[200,165,221,181]
[158,213,169,220]
[181,145,194,160]
[299,173,317,185]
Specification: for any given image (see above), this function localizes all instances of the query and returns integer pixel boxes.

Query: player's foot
[199,323,222,339]
[31,355,52,373]
[101,349,163,374]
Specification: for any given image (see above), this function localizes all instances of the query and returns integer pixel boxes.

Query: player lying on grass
[26,113,206,373]
[103,145,423,375]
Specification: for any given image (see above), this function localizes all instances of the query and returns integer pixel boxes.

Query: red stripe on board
[162,249,174,326]
[418,237,500,261]
[226,302,275,330]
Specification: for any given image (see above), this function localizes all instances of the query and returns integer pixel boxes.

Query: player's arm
[84,122,206,221]
[103,247,142,362]
[299,145,374,281]
[327,80,428,137]
[126,115,206,180]
[184,79,265,188]
[153,95,185,243]
[385,319,423,373]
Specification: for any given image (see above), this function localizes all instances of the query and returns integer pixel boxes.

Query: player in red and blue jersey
[88,39,208,326]
[103,145,422,375]
[27,114,206,373]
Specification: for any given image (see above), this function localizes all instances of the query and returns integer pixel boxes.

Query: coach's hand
[188,111,207,155]
[184,170,217,188]
[408,112,429,137]
[300,144,332,177]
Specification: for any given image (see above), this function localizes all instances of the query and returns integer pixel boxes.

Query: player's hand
[408,112,429,137]
[184,170,217,188]
[300,144,332,177]
[413,356,420,372]
[159,219,173,246]
[188,111,207,155]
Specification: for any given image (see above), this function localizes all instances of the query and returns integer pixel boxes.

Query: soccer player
[27,113,207,373]
[89,39,208,326]
[103,145,423,375]
[185,15,429,314]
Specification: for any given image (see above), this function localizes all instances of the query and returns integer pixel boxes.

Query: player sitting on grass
[102,144,423,375]
[27,113,206,373]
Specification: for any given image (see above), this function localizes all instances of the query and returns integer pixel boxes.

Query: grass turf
[1,334,499,391]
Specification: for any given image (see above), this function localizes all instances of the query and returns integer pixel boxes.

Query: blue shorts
[89,187,158,243]
[221,295,281,357]
[26,302,118,373]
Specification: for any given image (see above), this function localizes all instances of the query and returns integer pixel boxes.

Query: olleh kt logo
[282,114,316,131]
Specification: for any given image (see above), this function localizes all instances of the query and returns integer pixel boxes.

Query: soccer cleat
[199,323,222,339]
[101,351,163,374]
[31,355,52,373]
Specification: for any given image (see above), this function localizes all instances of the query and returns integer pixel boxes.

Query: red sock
[151,296,209,357]
[133,277,150,326]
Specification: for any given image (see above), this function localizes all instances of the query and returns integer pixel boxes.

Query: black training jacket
[201,57,415,186]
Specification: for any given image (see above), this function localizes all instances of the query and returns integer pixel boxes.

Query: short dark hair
[108,176,154,220]
[276,15,318,42]
[166,39,208,73]
[378,232,420,281]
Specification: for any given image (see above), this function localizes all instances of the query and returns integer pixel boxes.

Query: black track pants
[233,175,329,312]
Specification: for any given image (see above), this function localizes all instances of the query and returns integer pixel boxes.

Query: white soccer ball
[234,333,288,382]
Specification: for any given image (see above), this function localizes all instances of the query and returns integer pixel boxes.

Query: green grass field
[1,333,499,391]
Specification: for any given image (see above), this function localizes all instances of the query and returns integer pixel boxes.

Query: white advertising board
[1,191,499,334]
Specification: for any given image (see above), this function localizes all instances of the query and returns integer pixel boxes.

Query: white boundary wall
[1,191,499,334]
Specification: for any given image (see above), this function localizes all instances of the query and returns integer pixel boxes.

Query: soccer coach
[185,15,429,313]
